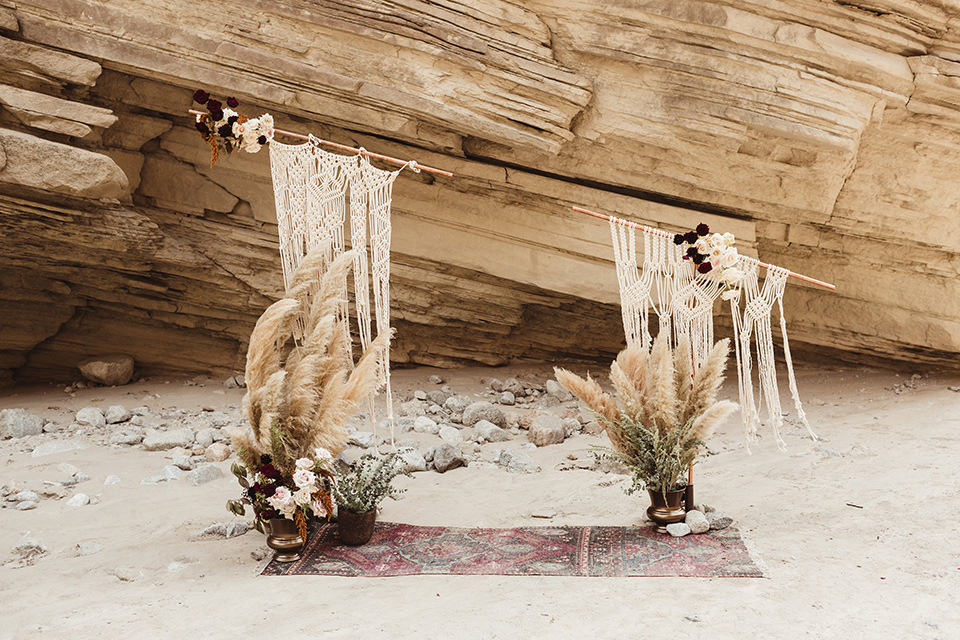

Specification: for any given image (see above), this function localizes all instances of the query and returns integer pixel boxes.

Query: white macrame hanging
[269,137,417,440]
[608,216,815,449]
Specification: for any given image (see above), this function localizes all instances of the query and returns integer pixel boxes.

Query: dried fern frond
[244,298,300,393]
[230,427,259,471]
[683,338,730,425]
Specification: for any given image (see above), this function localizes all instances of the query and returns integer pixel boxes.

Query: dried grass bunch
[554,333,738,495]
[232,243,390,481]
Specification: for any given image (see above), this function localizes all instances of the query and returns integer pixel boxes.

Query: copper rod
[187,109,453,177]
[572,206,836,290]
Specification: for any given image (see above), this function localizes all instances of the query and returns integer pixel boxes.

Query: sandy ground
[1,362,959,639]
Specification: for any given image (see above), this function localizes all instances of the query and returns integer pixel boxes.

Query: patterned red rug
[261,521,764,578]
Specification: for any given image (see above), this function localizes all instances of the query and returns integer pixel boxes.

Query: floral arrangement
[227,446,336,540]
[673,223,744,297]
[192,89,274,166]
[332,449,412,515]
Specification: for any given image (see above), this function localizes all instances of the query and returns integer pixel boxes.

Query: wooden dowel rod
[187,110,453,177]
[572,206,836,290]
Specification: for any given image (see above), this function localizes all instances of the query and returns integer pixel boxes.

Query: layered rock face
[2,0,960,385]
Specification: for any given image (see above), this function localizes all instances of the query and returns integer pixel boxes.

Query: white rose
[293,469,316,489]
[694,238,710,254]
[720,247,740,268]
[721,266,744,285]
[268,486,295,515]
[310,498,328,518]
[723,232,736,247]
[295,458,313,470]
[293,487,313,506]
[314,447,333,460]
[709,233,725,248]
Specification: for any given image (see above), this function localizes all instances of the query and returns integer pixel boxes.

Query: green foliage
[594,414,703,499]
[332,450,412,515]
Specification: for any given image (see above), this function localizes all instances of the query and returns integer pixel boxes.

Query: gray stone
[0,408,44,439]
[685,509,710,534]
[413,390,427,401]
[16,501,38,511]
[195,428,215,448]
[520,442,537,450]
[503,378,525,397]
[205,443,230,462]
[497,449,539,474]
[160,465,182,481]
[110,428,143,445]
[223,376,239,388]
[432,444,466,473]
[104,405,131,424]
[173,456,195,470]
[562,418,582,437]
[545,379,575,402]
[76,542,102,556]
[423,446,436,463]
[666,522,692,537]
[399,400,426,417]
[143,428,195,451]
[200,521,249,538]
[140,475,164,485]
[393,417,416,434]
[426,389,452,405]
[58,463,81,476]
[76,407,106,428]
[528,414,566,446]
[489,378,504,392]
[473,420,510,443]
[413,416,439,434]
[199,523,227,537]
[103,475,121,485]
[32,440,88,457]
[347,431,375,449]
[397,447,427,473]
[78,354,134,386]
[12,532,47,559]
[461,402,506,428]
[10,490,40,503]
[186,463,223,486]
[68,472,90,485]
[226,521,251,538]
[65,493,90,507]
[816,446,843,458]
[706,512,733,530]
[428,375,444,385]
[438,425,463,443]
[499,391,516,405]
[443,395,472,417]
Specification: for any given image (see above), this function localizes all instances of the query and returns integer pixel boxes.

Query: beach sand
[1,363,958,639]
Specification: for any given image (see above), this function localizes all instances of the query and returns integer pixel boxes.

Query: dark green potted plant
[332,449,412,545]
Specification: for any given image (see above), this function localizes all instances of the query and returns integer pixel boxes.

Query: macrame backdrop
[269,137,416,438]
[609,217,816,450]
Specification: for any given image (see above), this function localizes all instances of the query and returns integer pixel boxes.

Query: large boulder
[528,414,565,446]
[432,444,466,473]
[0,408,44,439]
[78,354,135,386]
[461,402,506,428]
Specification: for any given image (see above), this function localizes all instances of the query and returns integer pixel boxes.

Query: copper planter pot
[266,518,304,562]
[647,488,687,533]
[337,508,377,546]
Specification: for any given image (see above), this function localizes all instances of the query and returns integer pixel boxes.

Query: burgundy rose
[673,233,685,245]
[696,223,709,236]
[692,253,704,265]
[218,123,233,138]
[227,114,238,125]
[686,246,698,258]
[260,463,279,479]
[257,135,267,145]
[195,121,209,135]
[193,89,210,104]
[697,262,713,274]
[210,109,223,122]
[207,99,222,112]
[226,97,239,108]
[684,231,698,244]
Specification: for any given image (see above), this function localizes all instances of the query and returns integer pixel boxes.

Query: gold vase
[647,488,687,533]
[266,518,304,562]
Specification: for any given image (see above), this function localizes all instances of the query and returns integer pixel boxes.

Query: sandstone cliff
[2,0,960,385]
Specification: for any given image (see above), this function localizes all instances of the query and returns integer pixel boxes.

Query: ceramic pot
[266,518,304,562]
[337,508,377,546]
[647,488,687,533]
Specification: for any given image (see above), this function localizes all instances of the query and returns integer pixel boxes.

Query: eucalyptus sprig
[332,449,412,515]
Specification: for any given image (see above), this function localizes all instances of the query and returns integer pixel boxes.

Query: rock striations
[2,0,960,384]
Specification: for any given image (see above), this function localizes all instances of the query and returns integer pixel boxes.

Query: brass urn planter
[647,488,687,533]
[266,518,304,562]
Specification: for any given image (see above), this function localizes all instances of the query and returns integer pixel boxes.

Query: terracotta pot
[647,488,687,533]
[337,508,377,546]
[265,518,304,562]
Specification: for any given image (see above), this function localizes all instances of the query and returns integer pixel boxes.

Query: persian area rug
[260,522,764,578]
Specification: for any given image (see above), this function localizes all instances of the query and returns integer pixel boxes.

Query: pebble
[347,431,375,449]
[428,374,444,385]
[105,405,132,424]
[0,408,45,439]
[16,501,38,511]
[205,442,231,462]
[76,407,106,429]
[76,542,102,556]
[32,440,89,457]
[520,442,536,450]
[528,414,566,446]
[432,444,466,473]
[111,567,143,582]
[685,509,710,534]
[10,490,40,503]
[143,428,196,451]
[438,426,463,443]
[200,522,250,538]
[103,475,121,486]
[187,464,223,486]
[473,420,510,443]
[531,510,556,519]
[426,389,452,405]
[497,449,539,474]
[499,391,516,406]
[65,493,90,507]
[666,522,691,537]
[413,416,439,434]
[461,402,506,428]
[12,532,47,559]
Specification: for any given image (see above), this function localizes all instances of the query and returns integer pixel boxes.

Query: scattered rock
[160,465,183,481]
[399,400,426,418]
[706,512,733,530]
[461,402,506,428]
[428,374,444,385]
[104,405,132,424]
[502,378,525,397]
[438,425,463,444]
[0,408,44,439]
[685,509,710,534]
[443,395,472,418]
[10,490,40,503]
[16,501,38,511]
[76,406,106,428]
[78,354,135,386]
[186,463,223,486]
[173,456,195,471]
[143,428,195,451]
[205,442,230,462]
[473,420,510,443]
[426,389,452,405]
[562,418,581,437]
[666,522,691,537]
[199,521,250,538]
[76,542,102,556]
[488,378,504,392]
[347,431,375,449]
[432,444,466,473]
[103,475,121,486]
[12,532,47,560]
[195,428,215,448]
[65,493,90,507]
[423,446,436,463]
[545,379,575,402]
[32,440,88,457]
[396,447,427,473]
[497,449,539,474]
[413,390,428,401]
[528,414,566,446]
[499,391,516,405]
[110,428,143,445]
[583,420,604,436]
[413,416,439,434]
